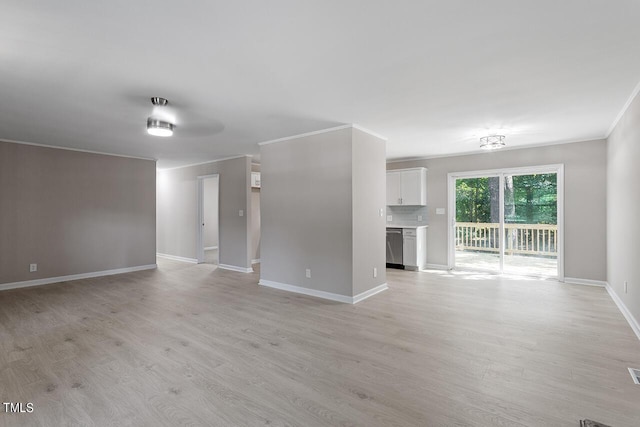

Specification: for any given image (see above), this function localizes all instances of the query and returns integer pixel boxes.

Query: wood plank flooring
[1,260,640,426]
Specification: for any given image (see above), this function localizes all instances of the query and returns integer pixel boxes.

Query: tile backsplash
[386,205,428,226]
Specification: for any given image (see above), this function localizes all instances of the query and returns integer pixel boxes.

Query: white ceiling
[2,1,639,168]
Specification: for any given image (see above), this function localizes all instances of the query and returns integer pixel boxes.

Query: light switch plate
[436,208,445,215]
[239,210,244,217]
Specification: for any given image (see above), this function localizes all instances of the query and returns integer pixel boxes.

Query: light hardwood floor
[1,260,639,426]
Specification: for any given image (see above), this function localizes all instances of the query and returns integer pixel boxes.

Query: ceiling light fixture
[147,118,175,137]
[147,97,175,137]
[480,135,506,150]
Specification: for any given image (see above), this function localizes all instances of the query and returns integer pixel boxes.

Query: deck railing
[455,222,558,256]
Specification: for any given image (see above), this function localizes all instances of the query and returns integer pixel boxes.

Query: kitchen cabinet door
[401,169,426,205]
[386,171,402,205]
[403,235,417,267]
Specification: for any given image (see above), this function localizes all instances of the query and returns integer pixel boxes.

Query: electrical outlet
[239,210,244,217]
[373,267,377,278]
[305,268,311,278]
[29,263,37,272]
[387,215,393,222]
[418,215,423,221]
[625,281,628,293]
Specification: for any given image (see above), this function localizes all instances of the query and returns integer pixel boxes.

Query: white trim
[564,277,606,287]
[204,246,218,251]
[386,138,606,164]
[0,264,157,292]
[258,279,388,304]
[258,124,352,146]
[387,166,428,173]
[251,258,261,264]
[606,79,640,137]
[352,283,389,304]
[628,367,640,385]
[447,164,564,178]
[257,124,388,146]
[447,164,564,280]
[156,253,198,263]
[0,137,156,162]
[351,124,388,141]
[606,282,640,341]
[424,263,450,271]
[447,173,456,270]
[259,279,352,303]
[158,155,248,171]
[197,174,220,263]
[219,264,254,273]
[557,164,565,282]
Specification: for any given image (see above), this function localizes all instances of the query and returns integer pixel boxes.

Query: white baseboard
[251,258,261,264]
[353,283,389,304]
[156,253,198,263]
[258,279,388,304]
[425,263,450,271]
[564,277,607,287]
[204,246,218,251]
[0,264,157,292]
[606,282,640,341]
[219,264,254,273]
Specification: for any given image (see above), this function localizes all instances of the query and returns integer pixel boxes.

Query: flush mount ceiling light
[147,97,175,137]
[480,134,506,150]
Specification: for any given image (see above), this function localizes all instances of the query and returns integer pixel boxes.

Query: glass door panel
[503,173,558,277]
[454,176,501,272]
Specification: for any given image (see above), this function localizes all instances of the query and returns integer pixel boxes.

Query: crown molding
[0,138,156,162]
[606,79,640,138]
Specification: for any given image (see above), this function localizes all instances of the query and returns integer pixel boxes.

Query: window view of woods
[455,174,557,225]
[454,172,559,277]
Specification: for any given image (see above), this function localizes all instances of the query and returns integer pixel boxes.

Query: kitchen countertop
[386,224,428,229]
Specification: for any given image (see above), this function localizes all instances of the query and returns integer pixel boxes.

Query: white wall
[260,128,354,296]
[260,126,386,299]
[0,141,156,285]
[607,90,640,329]
[389,139,607,282]
[352,128,387,295]
[157,156,252,269]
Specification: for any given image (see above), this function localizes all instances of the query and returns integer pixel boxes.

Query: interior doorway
[448,165,564,279]
[197,174,219,265]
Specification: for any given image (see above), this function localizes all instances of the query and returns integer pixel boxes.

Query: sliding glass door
[454,176,501,272]
[503,173,558,277]
[450,166,562,279]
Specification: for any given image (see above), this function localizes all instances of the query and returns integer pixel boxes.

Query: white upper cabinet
[386,171,402,205]
[386,168,427,206]
[251,172,261,188]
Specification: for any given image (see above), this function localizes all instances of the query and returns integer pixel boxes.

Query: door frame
[196,173,220,264]
[447,164,564,280]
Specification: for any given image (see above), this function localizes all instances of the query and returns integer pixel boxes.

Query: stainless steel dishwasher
[386,228,404,268]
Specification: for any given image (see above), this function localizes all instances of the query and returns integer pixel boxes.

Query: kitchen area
[386,167,428,271]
